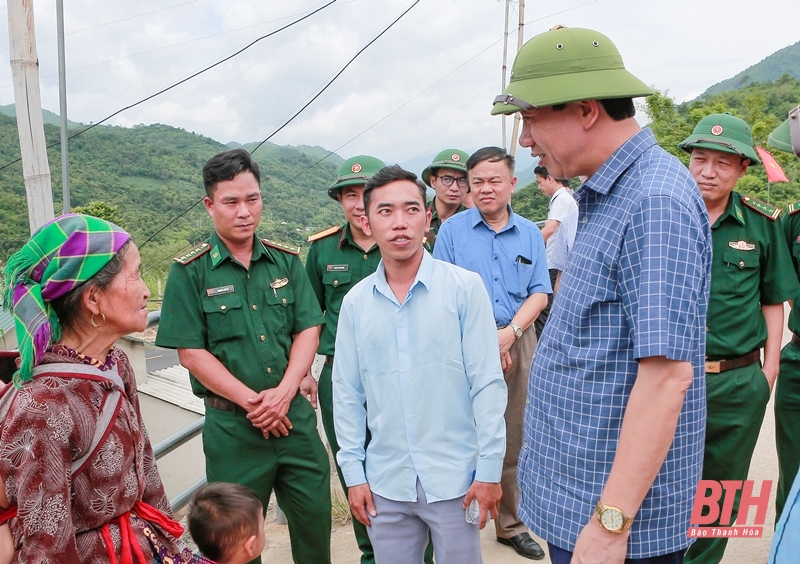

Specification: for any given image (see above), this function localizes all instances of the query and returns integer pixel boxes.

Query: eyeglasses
[434,175,469,188]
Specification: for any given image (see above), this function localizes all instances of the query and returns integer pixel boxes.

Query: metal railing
[152,415,206,512]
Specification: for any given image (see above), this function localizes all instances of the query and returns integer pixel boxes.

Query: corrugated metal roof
[0,310,14,334]
[139,364,205,415]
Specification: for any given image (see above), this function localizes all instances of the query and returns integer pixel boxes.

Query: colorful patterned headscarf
[1,214,130,384]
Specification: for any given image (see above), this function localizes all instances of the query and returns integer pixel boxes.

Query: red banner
[756,146,789,183]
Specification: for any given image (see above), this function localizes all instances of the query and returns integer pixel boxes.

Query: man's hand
[501,351,513,371]
[348,483,377,526]
[463,481,501,530]
[571,517,628,563]
[300,372,318,408]
[498,327,516,355]
[246,386,294,435]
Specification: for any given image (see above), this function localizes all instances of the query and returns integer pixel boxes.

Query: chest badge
[206,285,234,296]
[270,277,289,297]
[729,240,755,251]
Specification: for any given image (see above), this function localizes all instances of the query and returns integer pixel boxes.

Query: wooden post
[509,0,525,157]
[501,0,511,150]
[7,0,55,232]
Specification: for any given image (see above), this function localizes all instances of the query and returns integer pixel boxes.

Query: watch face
[600,508,624,531]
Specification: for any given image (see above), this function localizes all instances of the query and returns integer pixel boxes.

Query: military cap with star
[328,155,387,200]
[678,112,761,165]
[421,149,470,187]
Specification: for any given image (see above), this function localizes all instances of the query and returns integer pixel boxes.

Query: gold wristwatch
[594,501,634,533]
[509,322,523,339]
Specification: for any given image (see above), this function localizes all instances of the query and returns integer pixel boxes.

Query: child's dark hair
[188,482,263,562]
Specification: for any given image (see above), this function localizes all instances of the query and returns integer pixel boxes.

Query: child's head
[188,482,265,564]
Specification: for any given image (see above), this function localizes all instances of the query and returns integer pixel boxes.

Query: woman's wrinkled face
[94,244,151,335]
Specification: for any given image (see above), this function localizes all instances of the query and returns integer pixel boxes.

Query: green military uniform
[305,223,380,564]
[156,232,331,564]
[777,201,800,521]
[424,198,466,252]
[686,193,798,564]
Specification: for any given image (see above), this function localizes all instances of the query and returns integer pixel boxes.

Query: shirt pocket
[514,262,534,298]
[322,271,353,315]
[722,248,760,297]
[265,285,295,334]
[202,294,246,344]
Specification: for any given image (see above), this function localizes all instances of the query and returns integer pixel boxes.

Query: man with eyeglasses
[434,147,550,560]
[421,149,470,251]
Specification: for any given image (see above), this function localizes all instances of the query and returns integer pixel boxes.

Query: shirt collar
[469,204,518,233]
[209,232,271,269]
[339,222,379,253]
[373,251,433,303]
[716,192,746,227]
[549,186,570,205]
[428,198,466,221]
[579,128,658,197]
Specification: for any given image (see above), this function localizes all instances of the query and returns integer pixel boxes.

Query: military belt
[325,355,335,367]
[204,395,247,415]
[705,350,761,374]
[792,333,800,348]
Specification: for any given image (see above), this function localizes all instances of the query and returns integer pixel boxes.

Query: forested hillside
[0,114,345,285]
[644,74,800,208]
[703,41,800,97]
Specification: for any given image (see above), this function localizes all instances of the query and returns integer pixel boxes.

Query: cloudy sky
[1,0,798,170]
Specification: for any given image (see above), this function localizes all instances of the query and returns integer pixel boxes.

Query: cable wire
[0,0,337,172]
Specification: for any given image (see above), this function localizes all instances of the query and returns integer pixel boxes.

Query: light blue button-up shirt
[433,206,551,326]
[333,251,507,502]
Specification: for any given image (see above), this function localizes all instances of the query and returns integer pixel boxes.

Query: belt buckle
[705,361,721,374]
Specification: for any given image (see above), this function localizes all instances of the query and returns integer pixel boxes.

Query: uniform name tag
[728,241,755,251]
[327,264,349,272]
[206,285,235,296]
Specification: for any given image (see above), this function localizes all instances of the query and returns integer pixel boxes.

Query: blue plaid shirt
[518,129,711,557]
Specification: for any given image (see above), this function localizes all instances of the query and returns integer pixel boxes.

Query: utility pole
[7,0,55,232]
[501,0,511,150]
[57,0,70,214]
[509,0,525,157]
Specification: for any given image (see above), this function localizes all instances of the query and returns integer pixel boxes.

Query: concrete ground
[260,310,790,563]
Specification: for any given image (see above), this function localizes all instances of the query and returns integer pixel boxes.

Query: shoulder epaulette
[788,201,800,215]
[741,196,781,220]
[262,238,300,255]
[307,225,341,243]
[174,242,211,265]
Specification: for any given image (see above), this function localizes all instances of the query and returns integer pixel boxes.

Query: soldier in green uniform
[304,155,384,564]
[155,149,331,564]
[679,114,799,564]
[421,149,470,251]
[770,105,800,524]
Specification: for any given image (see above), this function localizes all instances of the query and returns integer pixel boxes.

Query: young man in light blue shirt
[333,165,508,564]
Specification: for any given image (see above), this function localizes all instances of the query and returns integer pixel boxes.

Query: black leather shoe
[497,532,546,560]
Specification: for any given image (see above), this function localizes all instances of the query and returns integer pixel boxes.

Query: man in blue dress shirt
[332,165,508,564]
[434,146,550,561]
[491,26,711,564]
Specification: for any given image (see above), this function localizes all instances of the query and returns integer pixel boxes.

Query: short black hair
[552,97,635,121]
[203,149,261,198]
[556,178,570,187]
[188,482,263,563]
[363,165,427,215]
[533,165,550,179]
[466,147,515,177]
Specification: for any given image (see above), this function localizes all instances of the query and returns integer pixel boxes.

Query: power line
[0,0,337,172]
[250,0,421,155]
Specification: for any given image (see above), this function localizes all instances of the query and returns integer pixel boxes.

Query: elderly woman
[0,215,197,563]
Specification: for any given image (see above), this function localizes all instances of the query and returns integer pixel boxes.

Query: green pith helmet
[421,149,470,187]
[768,104,800,157]
[491,25,652,115]
[678,113,761,165]
[328,155,386,200]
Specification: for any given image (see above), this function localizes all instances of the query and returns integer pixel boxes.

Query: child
[188,482,265,564]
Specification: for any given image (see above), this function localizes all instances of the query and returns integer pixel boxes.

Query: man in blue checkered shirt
[492,26,711,564]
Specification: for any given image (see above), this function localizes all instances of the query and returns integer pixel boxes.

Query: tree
[72,201,125,227]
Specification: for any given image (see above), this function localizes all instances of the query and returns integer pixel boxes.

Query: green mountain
[0,113,346,283]
[702,40,800,97]
[0,103,83,129]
